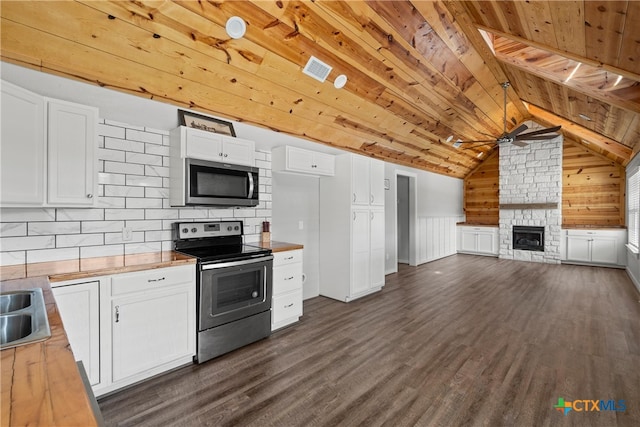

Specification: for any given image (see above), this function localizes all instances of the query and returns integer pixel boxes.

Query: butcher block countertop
[255,240,304,252]
[0,276,99,427]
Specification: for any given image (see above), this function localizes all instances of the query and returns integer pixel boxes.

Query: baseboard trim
[625,266,640,295]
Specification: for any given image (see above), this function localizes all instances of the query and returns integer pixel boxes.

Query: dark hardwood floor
[99,255,640,426]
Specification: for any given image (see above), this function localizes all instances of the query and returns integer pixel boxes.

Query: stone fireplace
[499,121,562,264]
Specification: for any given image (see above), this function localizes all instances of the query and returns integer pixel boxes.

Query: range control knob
[234,226,240,231]
[227,226,233,231]
[182,228,189,234]
[191,227,197,233]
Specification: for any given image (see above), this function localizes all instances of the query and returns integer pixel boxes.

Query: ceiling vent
[303,56,332,83]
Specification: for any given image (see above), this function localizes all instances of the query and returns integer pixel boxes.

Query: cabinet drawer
[273,263,302,295]
[272,290,302,324]
[273,249,302,266]
[111,265,195,296]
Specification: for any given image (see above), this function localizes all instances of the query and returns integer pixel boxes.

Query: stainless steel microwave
[171,158,259,207]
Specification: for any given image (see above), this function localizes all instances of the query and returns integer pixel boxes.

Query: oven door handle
[247,172,254,199]
[201,255,273,270]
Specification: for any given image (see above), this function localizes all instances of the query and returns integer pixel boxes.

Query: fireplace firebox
[513,226,544,252]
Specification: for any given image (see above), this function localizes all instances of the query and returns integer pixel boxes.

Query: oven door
[198,256,273,331]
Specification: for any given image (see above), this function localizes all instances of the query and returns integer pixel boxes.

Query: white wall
[272,173,320,300]
[384,163,464,274]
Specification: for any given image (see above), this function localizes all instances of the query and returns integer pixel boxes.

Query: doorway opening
[397,175,410,264]
[395,171,418,269]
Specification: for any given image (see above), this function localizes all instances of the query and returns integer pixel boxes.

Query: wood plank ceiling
[1,1,639,178]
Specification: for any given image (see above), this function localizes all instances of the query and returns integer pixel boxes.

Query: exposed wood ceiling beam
[526,103,632,165]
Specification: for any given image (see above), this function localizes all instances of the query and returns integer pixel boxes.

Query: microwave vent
[303,56,332,83]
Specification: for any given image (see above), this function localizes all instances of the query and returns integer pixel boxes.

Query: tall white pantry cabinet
[320,154,385,302]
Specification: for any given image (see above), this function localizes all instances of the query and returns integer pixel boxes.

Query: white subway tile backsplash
[81,244,124,259]
[126,175,163,188]
[104,161,145,176]
[1,236,55,251]
[27,248,80,263]
[28,222,81,235]
[0,119,271,267]
[0,209,56,222]
[0,223,27,237]
[104,136,145,153]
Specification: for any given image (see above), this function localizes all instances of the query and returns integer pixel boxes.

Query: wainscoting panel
[418,216,461,264]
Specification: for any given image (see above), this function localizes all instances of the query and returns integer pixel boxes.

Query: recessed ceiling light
[453,139,462,148]
[578,113,592,121]
[614,75,623,87]
[445,135,453,143]
[477,152,483,158]
[334,74,347,89]
[225,16,246,39]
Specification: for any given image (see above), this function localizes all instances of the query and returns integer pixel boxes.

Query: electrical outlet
[122,227,133,241]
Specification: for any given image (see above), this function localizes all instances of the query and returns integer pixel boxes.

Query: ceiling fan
[452,82,561,149]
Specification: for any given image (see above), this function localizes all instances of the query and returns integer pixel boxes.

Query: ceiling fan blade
[460,142,496,149]
[515,134,561,141]
[505,123,528,138]
[455,139,498,144]
[512,140,529,147]
[516,125,562,138]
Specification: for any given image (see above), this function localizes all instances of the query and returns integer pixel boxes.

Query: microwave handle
[247,172,254,198]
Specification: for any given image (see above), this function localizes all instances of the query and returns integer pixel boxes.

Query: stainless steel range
[173,221,273,363]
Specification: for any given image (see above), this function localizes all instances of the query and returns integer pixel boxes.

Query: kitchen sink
[0,289,51,349]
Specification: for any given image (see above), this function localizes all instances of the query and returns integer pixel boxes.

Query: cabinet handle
[284,303,294,308]
[148,277,166,283]
[115,306,120,323]
[86,194,93,199]
[370,194,374,203]
[353,193,356,202]
[284,256,294,260]
[312,164,317,168]
[224,153,228,157]
[284,276,294,280]
[219,152,223,156]
[353,212,356,221]
[371,212,374,220]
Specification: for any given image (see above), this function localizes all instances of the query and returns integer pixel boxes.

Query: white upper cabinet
[369,160,385,206]
[0,81,46,206]
[47,99,98,206]
[272,145,335,176]
[351,155,384,206]
[0,80,98,208]
[178,126,254,166]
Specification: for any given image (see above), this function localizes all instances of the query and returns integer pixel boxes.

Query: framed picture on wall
[178,109,236,137]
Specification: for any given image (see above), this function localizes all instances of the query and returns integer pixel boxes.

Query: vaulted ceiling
[1,1,639,178]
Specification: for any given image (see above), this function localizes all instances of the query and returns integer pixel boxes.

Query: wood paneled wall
[463,151,499,225]
[463,142,626,227]
[563,140,625,227]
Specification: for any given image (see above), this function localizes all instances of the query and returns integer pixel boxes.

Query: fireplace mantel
[499,203,558,210]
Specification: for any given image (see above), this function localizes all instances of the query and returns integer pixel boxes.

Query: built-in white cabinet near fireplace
[563,229,627,267]
[319,153,385,302]
[457,225,499,256]
[0,80,98,207]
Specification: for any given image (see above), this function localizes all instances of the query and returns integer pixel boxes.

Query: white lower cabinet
[563,229,626,267]
[457,225,499,256]
[52,264,196,397]
[271,249,303,330]
[51,280,100,387]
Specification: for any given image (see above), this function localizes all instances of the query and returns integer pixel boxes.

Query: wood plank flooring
[98,255,640,426]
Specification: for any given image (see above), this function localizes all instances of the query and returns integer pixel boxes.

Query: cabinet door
[185,128,223,161]
[590,237,618,264]
[351,210,371,295]
[221,136,255,166]
[476,232,495,254]
[351,156,370,205]
[313,152,335,176]
[0,81,46,206]
[370,210,385,288]
[369,159,385,206]
[460,231,477,252]
[566,236,591,262]
[47,100,98,206]
[111,284,194,383]
[52,281,100,386]
[287,146,314,172]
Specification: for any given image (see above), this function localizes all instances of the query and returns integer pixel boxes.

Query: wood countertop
[0,276,99,427]
[254,241,304,252]
[0,251,196,282]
